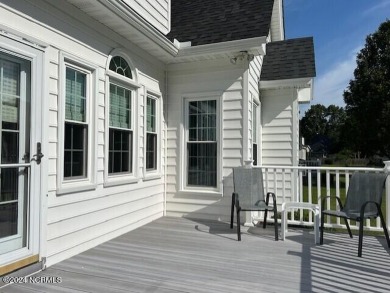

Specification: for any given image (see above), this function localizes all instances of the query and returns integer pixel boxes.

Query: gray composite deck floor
[2,217,390,293]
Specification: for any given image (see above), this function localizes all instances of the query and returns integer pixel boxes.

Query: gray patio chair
[230,167,278,241]
[320,172,390,257]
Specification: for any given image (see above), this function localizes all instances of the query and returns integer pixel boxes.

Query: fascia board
[175,37,268,59]
[260,77,313,89]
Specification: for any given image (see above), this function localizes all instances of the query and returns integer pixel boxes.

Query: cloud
[313,46,362,107]
[363,0,390,16]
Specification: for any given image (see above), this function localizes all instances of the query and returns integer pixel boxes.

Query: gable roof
[167,0,275,46]
[261,37,316,80]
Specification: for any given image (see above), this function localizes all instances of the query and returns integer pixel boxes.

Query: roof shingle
[167,0,275,46]
[261,37,316,80]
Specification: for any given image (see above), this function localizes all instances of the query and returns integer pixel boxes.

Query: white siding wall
[261,88,299,201]
[121,0,170,34]
[166,60,246,221]
[0,0,166,267]
[248,56,263,164]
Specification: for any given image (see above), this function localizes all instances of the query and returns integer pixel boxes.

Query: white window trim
[57,53,97,195]
[143,88,162,180]
[103,69,141,187]
[180,93,222,194]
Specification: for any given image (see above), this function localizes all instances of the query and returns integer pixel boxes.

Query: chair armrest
[320,195,344,211]
[359,200,381,220]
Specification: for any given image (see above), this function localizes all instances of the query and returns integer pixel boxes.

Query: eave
[65,0,268,65]
[65,0,178,63]
[260,77,314,103]
[171,36,267,64]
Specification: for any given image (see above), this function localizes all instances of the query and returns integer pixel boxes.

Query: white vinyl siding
[261,88,299,202]
[121,0,170,34]
[166,59,244,221]
[0,0,166,267]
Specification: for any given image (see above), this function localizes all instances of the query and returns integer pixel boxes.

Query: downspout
[242,60,250,166]
[164,69,168,216]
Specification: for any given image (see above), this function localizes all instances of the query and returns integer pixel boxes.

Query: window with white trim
[252,102,258,166]
[107,56,135,176]
[64,66,88,179]
[146,95,157,171]
[187,100,217,187]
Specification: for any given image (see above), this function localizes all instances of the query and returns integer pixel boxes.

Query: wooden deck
[2,217,390,293]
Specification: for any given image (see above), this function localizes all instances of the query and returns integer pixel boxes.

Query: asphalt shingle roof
[261,37,316,80]
[167,0,275,46]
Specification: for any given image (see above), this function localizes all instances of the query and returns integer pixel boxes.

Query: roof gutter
[175,36,268,60]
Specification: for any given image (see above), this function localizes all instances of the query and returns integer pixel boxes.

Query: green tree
[300,104,346,154]
[343,20,390,157]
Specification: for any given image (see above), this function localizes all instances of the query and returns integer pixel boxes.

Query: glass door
[0,52,31,255]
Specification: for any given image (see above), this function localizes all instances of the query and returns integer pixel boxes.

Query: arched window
[109,56,132,78]
[106,55,137,177]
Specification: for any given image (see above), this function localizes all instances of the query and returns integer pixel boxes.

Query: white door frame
[0,35,45,267]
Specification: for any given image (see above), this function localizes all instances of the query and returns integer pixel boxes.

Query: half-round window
[109,56,132,78]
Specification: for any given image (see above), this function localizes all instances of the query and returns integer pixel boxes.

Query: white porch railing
[253,161,390,232]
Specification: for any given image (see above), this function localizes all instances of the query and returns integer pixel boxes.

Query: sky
[283,0,390,115]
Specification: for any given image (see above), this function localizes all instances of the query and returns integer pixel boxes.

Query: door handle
[31,142,44,165]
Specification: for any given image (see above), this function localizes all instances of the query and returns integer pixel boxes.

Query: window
[187,100,217,187]
[107,55,137,178]
[64,67,88,179]
[108,83,132,174]
[146,96,157,171]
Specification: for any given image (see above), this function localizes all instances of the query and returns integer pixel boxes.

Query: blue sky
[283,0,390,115]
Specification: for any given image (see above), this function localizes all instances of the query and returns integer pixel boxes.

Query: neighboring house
[0,0,315,275]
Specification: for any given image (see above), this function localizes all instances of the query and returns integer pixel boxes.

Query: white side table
[281,202,320,244]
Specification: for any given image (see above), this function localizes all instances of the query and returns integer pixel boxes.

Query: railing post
[244,160,254,226]
[384,161,390,231]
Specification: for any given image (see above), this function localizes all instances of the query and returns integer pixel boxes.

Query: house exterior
[0,0,315,276]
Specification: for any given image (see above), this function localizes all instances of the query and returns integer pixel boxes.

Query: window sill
[57,182,97,196]
[178,189,222,197]
[104,176,139,187]
[143,172,162,181]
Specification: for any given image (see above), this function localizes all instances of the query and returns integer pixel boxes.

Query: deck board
[2,217,390,293]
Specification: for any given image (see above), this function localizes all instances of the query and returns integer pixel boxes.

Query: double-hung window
[146,95,157,171]
[64,66,88,179]
[109,83,132,174]
[252,102,258,166]
[187,99,217,188]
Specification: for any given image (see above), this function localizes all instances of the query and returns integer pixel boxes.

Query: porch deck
[3,217,390,293]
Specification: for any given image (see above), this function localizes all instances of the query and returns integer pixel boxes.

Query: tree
[343,20,390,157]
[300,104,346,154]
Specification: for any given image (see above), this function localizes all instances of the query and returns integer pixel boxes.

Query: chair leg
[320,211,325,245]
[358,219,364,257]
[237,208,241,241]
[230,194,235,229]
[378,210,390,248]
[263,210,268,229]
[273,208,278,241]
[344,218,353,238]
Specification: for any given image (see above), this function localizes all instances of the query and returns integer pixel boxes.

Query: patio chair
[320,172,390,257]
[230,167,278,241]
